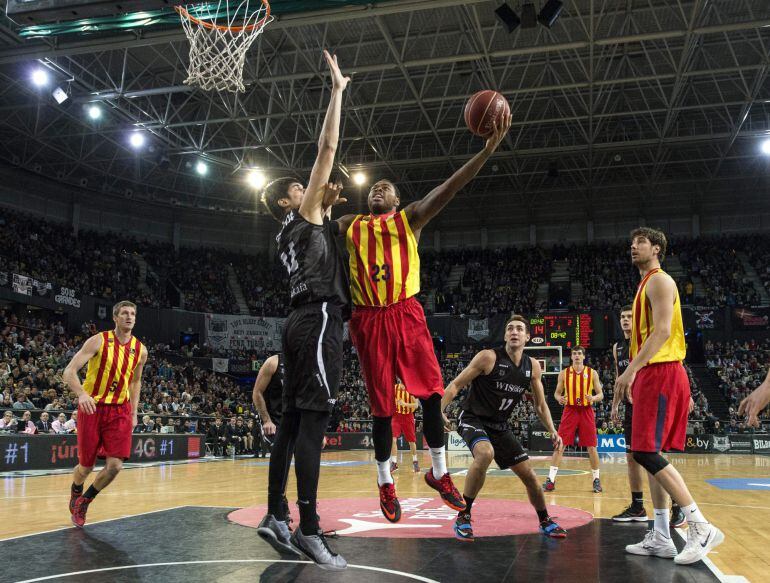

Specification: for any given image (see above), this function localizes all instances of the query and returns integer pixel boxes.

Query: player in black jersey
[253,353,285,454]
[256,50,350,571]
[441,315,567,541]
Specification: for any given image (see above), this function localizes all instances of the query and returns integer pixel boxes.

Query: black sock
[671,504,680,514]
[298,499,319,535]
[294,410,329,534]
[372,416,393,462]
[631,491,644,511]
[462,495,475,514]
[84,485,100,499]
[71,483,83,495]
[419,394,445,449]
[536,508,549,523]
[267,412,300,520]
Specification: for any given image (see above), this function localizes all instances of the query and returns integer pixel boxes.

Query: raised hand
[321,182,347,208]
[484,112,512,153]
[324,50,350,92]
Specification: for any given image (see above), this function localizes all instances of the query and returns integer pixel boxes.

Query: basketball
[464,90,510,137]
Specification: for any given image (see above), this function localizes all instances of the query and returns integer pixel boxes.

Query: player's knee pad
[632,451,669,475]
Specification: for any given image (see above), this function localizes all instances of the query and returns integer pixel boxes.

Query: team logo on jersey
[525,370,531,378]
[129,347,136,355]
[107,337,114,344]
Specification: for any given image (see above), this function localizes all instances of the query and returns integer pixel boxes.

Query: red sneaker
[71,496,93,528]
[69,491,80,515]
[424,471,466,512]
[379,482,401,523]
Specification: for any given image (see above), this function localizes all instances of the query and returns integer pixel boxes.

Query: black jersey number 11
[370,263,391,282]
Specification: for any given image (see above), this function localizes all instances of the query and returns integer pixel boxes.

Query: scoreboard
[528,314,595,348]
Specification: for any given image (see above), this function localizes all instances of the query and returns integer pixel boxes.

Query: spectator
[207,417,227,456]
[12,393,34,410]
[36,411,52,433]
[52,412,73,434]
[0,410,17,431]
[19,410,36,434]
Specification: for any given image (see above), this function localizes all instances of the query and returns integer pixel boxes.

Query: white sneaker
[674,522,724,565]
[625,529,677,558]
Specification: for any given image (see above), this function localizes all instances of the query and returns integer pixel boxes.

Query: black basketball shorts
[457,412,529,469]
[623,401,633,450]
[282,301,343,413]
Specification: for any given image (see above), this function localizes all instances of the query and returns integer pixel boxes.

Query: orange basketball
[464,90,510,137]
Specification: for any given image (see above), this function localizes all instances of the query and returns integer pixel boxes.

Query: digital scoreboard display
[528,314,595,348]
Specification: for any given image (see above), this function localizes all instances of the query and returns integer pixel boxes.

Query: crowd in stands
[706,338,770,431]
[3,208,770,318]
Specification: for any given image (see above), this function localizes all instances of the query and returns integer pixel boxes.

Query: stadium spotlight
[538,0,563,28]
[195,160,208,176]
[520,3,537,28]
[353,171,367,186]
[247,169,266,189]
[129,132,146,149]
[87,105,102,120]
[761,138,770,156]
[31,68,49,87]
[494,3,520,33]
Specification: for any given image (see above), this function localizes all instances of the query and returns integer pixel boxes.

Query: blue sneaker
[539,518,567,538]
[454,512,474,542]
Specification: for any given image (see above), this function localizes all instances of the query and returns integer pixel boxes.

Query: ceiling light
[52,86,68,104]
[353,172,367,186]
[87,105,102,120]
[538,0,563,28]
[129,132,145,149]
[247,169,266,189]
[195,161,208,176]
[31,68,49,87]
[761,138,770,156]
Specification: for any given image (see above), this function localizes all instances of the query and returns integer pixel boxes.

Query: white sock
[653,508,670,538]
[682,502,707,524]
[390,456,397,463]
[548,466,558,482]
[592,469,600,480]
[412,455,418,462]
[430,447,447,479]
[377,460,393,485]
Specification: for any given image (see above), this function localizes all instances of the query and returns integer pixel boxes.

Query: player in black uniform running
[441,315,567,541]
[611,305,685,529]
[256,50,350,571]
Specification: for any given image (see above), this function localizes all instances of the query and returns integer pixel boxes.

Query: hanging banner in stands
[732,307,770,330]
[752,434,770,454]
[12,273,52,298]
[204,314,284,351]
[0,434,203,471]
[683,306,724,331]
[728,435,753,453]
[53,285,81,309]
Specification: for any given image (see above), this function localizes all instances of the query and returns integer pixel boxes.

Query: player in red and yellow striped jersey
[334,113,512,523]
[62,300,148,528]
[543,346,603,493]
[390,382,420,473]
[615,227,723,565]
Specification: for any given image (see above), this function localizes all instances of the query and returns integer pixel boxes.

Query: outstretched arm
[404,113,511,231]
[299,50,350,226]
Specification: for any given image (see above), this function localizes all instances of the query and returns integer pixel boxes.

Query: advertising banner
[732,307,770,330]
[597,434,627,453]
[447,431,465,452]
[728,435,753,454]
[752,434,770,454]
[0,434,203,471]
[684,435,712,453]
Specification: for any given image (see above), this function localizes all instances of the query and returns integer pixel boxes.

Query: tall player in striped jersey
[334,114,512,522]
[389,380,420,473]
[542,346,604,493]
[616,227,723,565]
[612,305,687,527]
[442,315,566,541]
[62,301,147,528]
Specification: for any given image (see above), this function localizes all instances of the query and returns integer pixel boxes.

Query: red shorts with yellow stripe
[349,297,443,418]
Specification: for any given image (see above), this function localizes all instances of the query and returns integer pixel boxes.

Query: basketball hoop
[176,0,272,92]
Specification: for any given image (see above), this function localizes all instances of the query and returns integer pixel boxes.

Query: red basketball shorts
[391,413,417,443]
[558,406,597,447]
[77,401,133,467]
[631,361,691,453]
[349,296,444,418]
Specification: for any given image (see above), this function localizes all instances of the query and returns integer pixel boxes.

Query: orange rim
[175,0,271,33]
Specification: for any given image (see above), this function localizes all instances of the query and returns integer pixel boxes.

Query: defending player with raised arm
[441,315,567,541]
[257,50,350,570]
[615,227,723,565]
[62,300,147,528]
[544,347,603,493]
[329,112,511,524]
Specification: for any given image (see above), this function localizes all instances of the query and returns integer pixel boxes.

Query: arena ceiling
[0,0,768,229]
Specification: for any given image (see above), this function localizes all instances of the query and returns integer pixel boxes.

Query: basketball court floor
[1,450,767,582]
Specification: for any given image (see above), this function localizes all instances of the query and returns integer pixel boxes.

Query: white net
[177,0,272,93]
